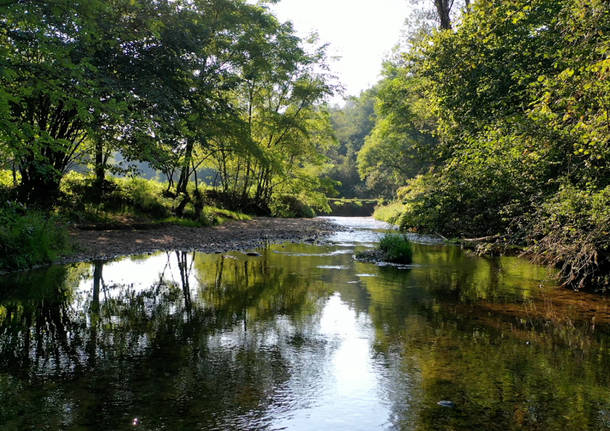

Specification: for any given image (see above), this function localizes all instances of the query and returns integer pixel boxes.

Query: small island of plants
[356,233,413,265]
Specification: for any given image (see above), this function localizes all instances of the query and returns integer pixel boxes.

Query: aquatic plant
[379,233,413,264]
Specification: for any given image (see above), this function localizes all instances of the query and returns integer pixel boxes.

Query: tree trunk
[434,0,453,30]
[93,140,106,201]
[176,139,194,196]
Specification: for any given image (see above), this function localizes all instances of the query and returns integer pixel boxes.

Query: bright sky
[268,0,409,105]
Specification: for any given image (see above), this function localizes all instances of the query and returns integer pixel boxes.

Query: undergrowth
[373,201,405,225]
[0,203,70,272]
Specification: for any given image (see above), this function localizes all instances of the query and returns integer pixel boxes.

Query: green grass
[59,174,253,227]
[379,233,413,264]
[204,207,251,224]
[373,201,405,225]
[161,208,251,227]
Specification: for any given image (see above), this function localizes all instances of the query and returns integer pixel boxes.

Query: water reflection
[0,218,609,430]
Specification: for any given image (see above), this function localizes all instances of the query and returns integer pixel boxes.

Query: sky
[267,0,409,105]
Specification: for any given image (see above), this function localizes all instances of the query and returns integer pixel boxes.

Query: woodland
[0,0,608,292]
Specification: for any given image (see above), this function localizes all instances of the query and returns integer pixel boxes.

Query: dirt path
[61,217,341,264]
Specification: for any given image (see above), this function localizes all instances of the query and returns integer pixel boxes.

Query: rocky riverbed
[60,217,343,264]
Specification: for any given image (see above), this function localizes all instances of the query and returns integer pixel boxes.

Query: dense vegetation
[325,88,377,198]
[1,0,608,293]
[379,233,413,264]
[0,0,337,269]
[359,0,609,293]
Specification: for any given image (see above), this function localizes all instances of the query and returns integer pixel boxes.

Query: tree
[1,0,117,205]
[383,0,609,290]
[434,0,455,29]
[326,87,378,198]
[357,59,438,198]
[205,26,336,212]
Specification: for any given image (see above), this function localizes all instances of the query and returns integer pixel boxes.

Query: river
[0,217,609,430]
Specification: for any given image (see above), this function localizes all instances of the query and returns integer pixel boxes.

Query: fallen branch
[460,234,502,242]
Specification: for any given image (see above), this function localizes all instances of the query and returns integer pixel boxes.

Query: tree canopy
[0,0,336,211]
[366,0,609,291]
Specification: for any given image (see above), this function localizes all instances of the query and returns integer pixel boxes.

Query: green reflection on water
[0,240,608,431]
[358,246,610,430]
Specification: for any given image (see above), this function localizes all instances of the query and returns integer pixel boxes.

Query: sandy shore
[60,217,341,264]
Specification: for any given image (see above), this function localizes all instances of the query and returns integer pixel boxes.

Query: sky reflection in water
[0,217,609,430]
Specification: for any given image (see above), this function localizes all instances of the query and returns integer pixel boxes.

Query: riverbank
[59,217,342,265]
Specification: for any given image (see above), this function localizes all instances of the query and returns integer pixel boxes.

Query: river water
[1,217,609,430]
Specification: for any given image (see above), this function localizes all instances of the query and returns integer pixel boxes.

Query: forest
[1,0,609,293]
[335,0,610,293]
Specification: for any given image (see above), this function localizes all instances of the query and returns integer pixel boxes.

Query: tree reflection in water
[0,249,332,430]
[0,241,609,431]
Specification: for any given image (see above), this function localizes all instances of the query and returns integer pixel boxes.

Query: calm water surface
[1,217,609,430]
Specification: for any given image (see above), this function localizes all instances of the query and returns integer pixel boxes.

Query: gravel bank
[59,217,342,264]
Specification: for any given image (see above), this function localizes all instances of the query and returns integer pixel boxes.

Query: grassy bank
[0,203,70,272]
[372,201,405,225]
[0,172,323,272]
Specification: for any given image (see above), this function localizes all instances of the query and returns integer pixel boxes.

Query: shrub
[204,189,270,215]
[60,174,172,219]
[379,233,413,264]
[0,203,70,272]
[373,201,405,225]
[270,195,315,218]
[526,185,609,293]
[115,177,170,217]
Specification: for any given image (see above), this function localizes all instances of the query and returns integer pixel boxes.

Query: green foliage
[527,185,610,292]
[326,88,378,198]
[357,62,438,198]
[204,207,251,224]
[0,170,18,188]
[379,233,413,264]
[1,0,336,212]
[0,203,69,272]
[373,201,405,225]
[269,195,315,218]
[57,173,253,227]
[60,173,172,220]
[371,0,610,290]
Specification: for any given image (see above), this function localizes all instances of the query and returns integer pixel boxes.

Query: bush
[0,203,70,272]
[204,189,270,215]
[379,233,413,264]
[115,177,170,217]
[60,174,172,219]
[373,201,405,225]
[526,185,609,293]
[270,195,315,218]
